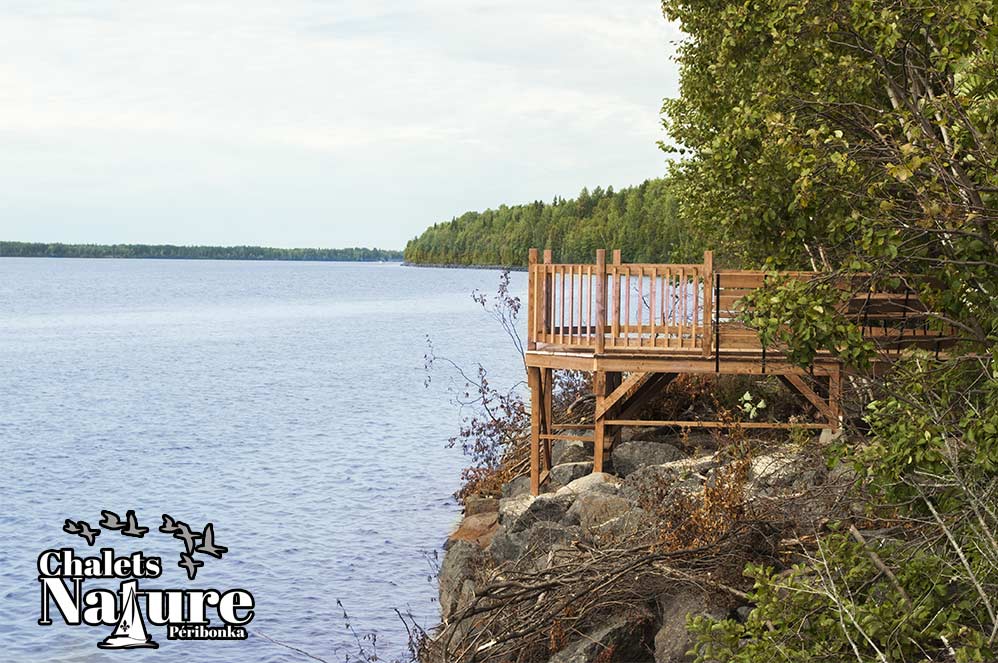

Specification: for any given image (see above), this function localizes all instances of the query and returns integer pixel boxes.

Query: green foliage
[403,179,704,266]
[661,0,998,660]
[690,542,994,663]
[739,275,875,368]
[0,241,403,262]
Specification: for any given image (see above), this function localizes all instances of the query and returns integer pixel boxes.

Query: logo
[40,510,254,649]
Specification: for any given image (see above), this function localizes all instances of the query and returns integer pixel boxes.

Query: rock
[525,522,579,551]
[438,540,481,621]
[502,474,531,498]
[612,440,686,477]
[549,615,654,663]
[550,461,593,485]
[748,451,800,485]
[735,605,753,622]
[658,454,719,478]
[552,439,593,465]
[510,494,574,533]
[620,464,701,503]
[555,472,621,498]
[486,524,525,563]
[499,494,534,524]
[592,507,657,540]
[464,495,499,516]
[448,512,499,547]
[566,492,633,532]
[654,591,728,663]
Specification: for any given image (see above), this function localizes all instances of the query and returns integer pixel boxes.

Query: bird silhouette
[99,510,126,531]
[159,514,180,534]
[120,510,149,538]
[171,521,201,554]
[63,519,101,546]
[177,553,204,580]
[195,523,228,559]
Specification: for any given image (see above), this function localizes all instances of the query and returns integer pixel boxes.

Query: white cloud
[0,0,681,248]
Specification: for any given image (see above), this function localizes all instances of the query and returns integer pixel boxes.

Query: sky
[0,1,682,250]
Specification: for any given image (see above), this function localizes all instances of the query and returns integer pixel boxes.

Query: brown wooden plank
[594,371,652,419]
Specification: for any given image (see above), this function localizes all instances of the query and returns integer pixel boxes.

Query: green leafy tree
[661,0,998,660]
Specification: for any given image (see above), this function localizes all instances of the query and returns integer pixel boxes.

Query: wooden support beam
[828,366,842,431]
[542,367,553,470]
[594,371,652,419]
[593,370,608,473]
[618,373,677,420]
[529,366,541,495]
[527,248,538,350]
[604,419,830,430]
[780,374,837,423]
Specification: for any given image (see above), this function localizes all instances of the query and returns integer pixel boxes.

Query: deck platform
[524,249,952,494]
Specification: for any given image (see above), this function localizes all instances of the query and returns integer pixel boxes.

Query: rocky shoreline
[425,430,851,663]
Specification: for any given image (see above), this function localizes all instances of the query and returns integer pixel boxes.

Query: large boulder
[565,492,633,531]
[502,474,532,498]
[552,439,593,465]
[555,472,621,498]
[549,615,655,663]
[551,461,594,485]
[499,494,535,525]
[464,495,499,516]
[486,524,525,563]
[525,521,580,552]
[654,591,728,663]
[620,464,701,504]
[438,540,481,621]
[448,512,499,548]
[612,440,686,478]
[510,494,574,533]
[591,507,657,540]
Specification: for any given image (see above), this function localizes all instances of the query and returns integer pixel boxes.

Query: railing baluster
[650,266,657,348]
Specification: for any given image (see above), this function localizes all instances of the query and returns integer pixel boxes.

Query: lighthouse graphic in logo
[97,580,158,649]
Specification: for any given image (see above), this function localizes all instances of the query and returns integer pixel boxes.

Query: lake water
[0,258,526,662]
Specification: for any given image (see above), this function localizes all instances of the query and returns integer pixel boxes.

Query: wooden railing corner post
[595,249,606,354]
[527,248,538,350]
[703,250,714,357]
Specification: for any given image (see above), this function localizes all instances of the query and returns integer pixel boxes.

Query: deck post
[529,366,542,495]
[611,250,622,345]
[593,370,607,473]
[702,250,713,357]
[542,367,553,471]
[595,249,606,354]
[527,248,538,350]
[543,250,553,342]
[829,365,842,431]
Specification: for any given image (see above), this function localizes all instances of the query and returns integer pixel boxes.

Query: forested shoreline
[403,178,703,267]
[0,241,402,262]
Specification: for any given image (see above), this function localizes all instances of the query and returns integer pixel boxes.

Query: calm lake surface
[0,258,526,662]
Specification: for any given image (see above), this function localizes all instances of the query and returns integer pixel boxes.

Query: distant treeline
[0,242,403,262]
[403,178,703,268]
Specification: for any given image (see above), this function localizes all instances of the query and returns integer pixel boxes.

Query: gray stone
[549,616,654,663]
[592,507,657,540]
[612,440,686,478]
[620,464,701,503]
[550,461,593,485]
[552,439,593,465]
[654,591,727,663]
[566,492,633,532]
[502,474,531,498]
[499,493,535,525]
[464,495,499,516]
[511,494,574,533]
[525,521,579,551]
[485,524,525,563]
[438,540,481,621]
[735,605,753,622]
[555,472,621,498]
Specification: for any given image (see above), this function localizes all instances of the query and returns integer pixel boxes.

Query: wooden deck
[524,249,952,494]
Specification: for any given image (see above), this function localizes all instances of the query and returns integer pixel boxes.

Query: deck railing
[527,250,954,357]
[527,249,715,355]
